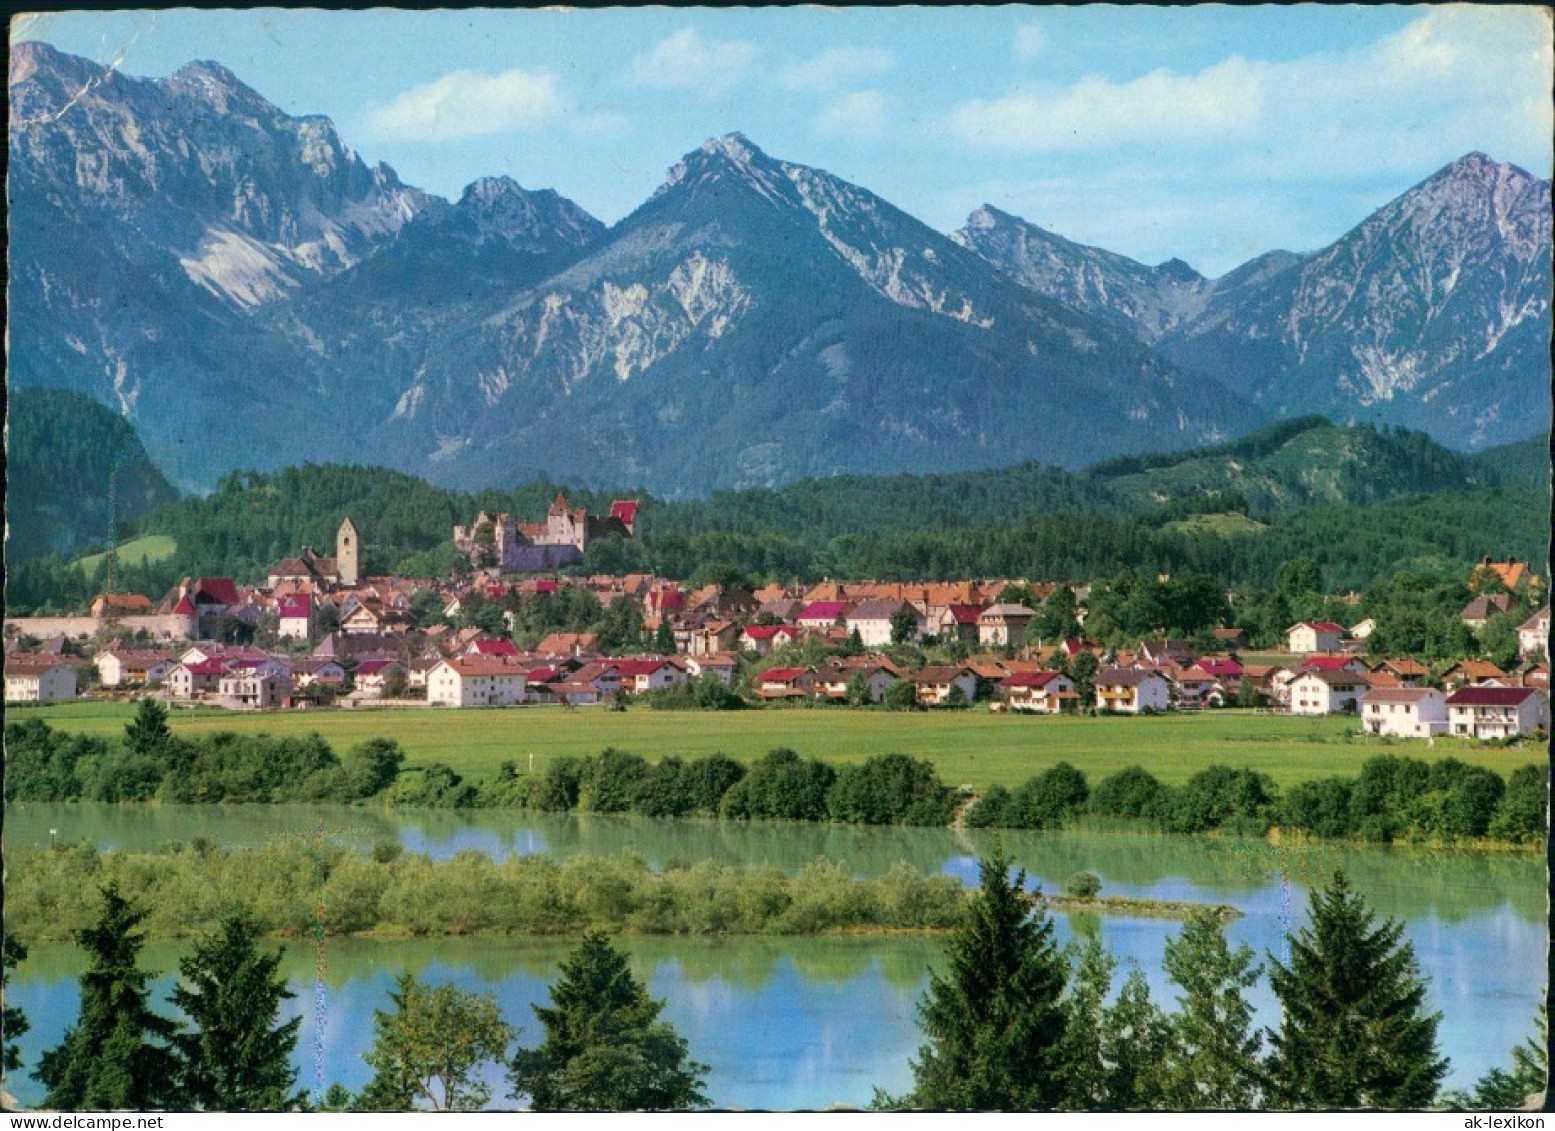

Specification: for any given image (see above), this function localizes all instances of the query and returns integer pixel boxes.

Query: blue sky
[12,6,1552,275]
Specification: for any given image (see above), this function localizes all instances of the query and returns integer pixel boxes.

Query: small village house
[911,665,980,706]
[996,670,1078,713]
[4,655,78,702]
[1287,621,1346,654]
[1445,686,1549,739]
[978,604,1037,649]
[1094,668,1171,714]
[1360,688,1449,738]
[426,658,528,707]
[1518,607,1549,661]
[1287,669,1367,716]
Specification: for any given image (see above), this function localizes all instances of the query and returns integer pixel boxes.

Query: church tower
[336,517,359,587]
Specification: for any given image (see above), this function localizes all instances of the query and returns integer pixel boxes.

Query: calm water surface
[4,804,1544,1109]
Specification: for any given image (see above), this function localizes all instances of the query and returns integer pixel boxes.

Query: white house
[4,656,78,703]
[276,593,314,640]
[845,599,922,647]
[1518,606,1550,661]
[1287,669,1367,716]
[426,658,527,707]
[1360,688,1449,738]
[911,665,980,706]
[608,658,688,695]
[814,662,898,704]
[216,662,294,710]
[1094,668,1171,714]
[95,648,175,688]
[978,604,1037,648]
[1287,622,1346,654]
[996,670,1078,713]
[1445,687,1549,739]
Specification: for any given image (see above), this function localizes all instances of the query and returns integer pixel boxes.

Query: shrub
[581,748,652,813]
[632,756,692,819]
[1064,871,1102,899]
[1488,764,1547,843]
[826,753,957,826]
[721,748,835,821]
[1090,766,1169,820]
[1167,765,1276,835]
[1279,778,1355,839]
[679,754,746,815]
[966,785,1014,828]
[534,757,586,812]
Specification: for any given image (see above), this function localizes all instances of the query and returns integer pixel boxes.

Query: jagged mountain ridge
[957,154,1553,451]
[343,132,1254,492]
[8,42,1545,498]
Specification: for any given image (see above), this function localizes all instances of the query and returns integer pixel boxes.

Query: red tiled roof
[761,667,810,681]
[999,671,1061,688]
[798,601,849,621]
[610,659,674,676]
[610,500,639,526]
[1197,658,1243,677]
[173,596,197,615]
[1446,687,1541,707]
[1301,655,1358,671]
[944,603,986,625]
[470,639,520,657]
[278,594,312,618]
[742,624,794,640]
[1296,621,1346,633]
[194,577,242,606]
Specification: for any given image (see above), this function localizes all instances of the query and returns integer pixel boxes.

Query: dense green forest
[6,416,1547,611]
[5,388,180,562]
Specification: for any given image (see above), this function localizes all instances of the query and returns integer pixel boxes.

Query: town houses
[3,519,1548,743]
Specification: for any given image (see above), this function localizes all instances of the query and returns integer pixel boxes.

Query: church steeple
[337,516,359,587]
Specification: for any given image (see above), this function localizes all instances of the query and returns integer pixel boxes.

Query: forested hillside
[5,389,180,562]
[6,415,1546,612]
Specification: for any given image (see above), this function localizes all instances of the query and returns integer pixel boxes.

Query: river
[4,804,1544,1109]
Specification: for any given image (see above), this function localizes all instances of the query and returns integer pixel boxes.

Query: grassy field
[73,534,178,573]
[20,701,1540,791]
[1163,512,1268,536]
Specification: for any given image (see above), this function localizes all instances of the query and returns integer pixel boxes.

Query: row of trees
[895,855,1540,1111]
[10,887,705,1113]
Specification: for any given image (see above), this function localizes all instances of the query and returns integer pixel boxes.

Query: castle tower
[336,517,359,587]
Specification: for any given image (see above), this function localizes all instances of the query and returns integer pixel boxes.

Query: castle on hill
[454,493,638,572]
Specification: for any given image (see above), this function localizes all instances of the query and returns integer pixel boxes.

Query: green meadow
[72,534,178,573]
[21,702,1538,791]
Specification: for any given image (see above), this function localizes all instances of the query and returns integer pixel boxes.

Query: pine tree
[171,914,302,1110]
[903,849,1070,1110]
[1457,1005,1546,1110]
[1266,870,1448,1109]
[361,973,513,1111]
[1161,909,1264,1109]
[124,699,171,759]
[3,931,29,1082]
[509,930,707,1111]
[34,884,180,1110]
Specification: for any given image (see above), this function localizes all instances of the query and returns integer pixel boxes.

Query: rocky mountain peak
[453,175,604,249]
[1155,257,1204,285]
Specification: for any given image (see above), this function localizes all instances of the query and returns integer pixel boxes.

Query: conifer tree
[34,884,180,1110]
[124,699,171,759]
[1266,870,1447,1109]
[171,914,302,1110]
[3,931,29,1082]
[509,930,707,1111]
[1161,909,1264,1109]
[903,849,1070,1110]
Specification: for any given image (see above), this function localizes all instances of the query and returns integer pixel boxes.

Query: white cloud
[362,68,561,142]
[948,57,1265,151]
[628,28,757,92]
[780,46,895,91]
[816,90,891,137]
[947,6,1551,175]
[1013,23,1046,62]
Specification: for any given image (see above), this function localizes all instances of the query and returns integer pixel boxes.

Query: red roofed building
[739,623,801,655]
[609,658,689,695]
[610,500,639,533]
[1360,688,1448,738]
[277,593,314,640]
[757,666,815,700]
[1445,686,1548,738]
[1287,622,1346,654]
[797,601,850,629]
[465,638,521,659]
[1299,654,1368,675]
[427,657,528,707]
[936,603,987,644]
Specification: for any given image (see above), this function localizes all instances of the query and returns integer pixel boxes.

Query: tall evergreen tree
[1161,909,1264,1109]
[509,930,707,1112]
[124,699,171,759]
[171,914,302,1110]
[3,931,29,1083]
[1266,870,1448,1109]
[34,884,180,1110]
[902,849,1070,1110]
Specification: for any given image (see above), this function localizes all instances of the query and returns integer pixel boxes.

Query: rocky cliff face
[961,154,1552,450]
[10,42,1544,497]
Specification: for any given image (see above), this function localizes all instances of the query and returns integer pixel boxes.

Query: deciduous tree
[2,931,29,1084]
[1161,909,1264,1109]
[361,973,514,1111]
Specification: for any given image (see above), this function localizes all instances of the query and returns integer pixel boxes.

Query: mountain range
[7,41,1551,497]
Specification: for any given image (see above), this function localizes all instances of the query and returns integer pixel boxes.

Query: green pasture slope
[73,534,178,573]
[22,702,1538,792]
